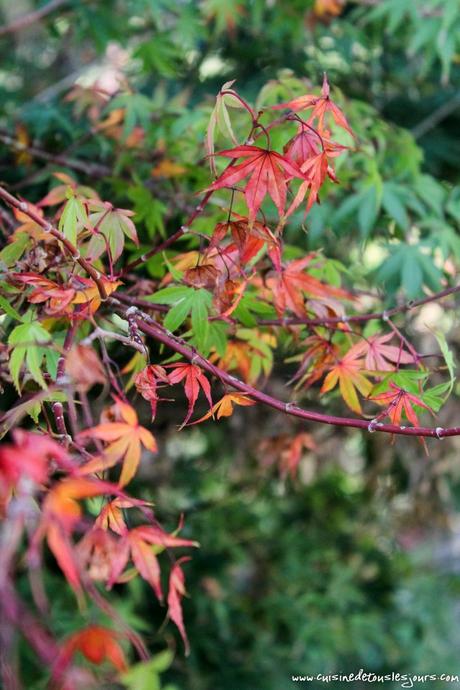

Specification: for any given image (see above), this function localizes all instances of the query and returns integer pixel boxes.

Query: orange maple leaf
[53,625,127,683]
[96,497,150,535]
[192,392,255,423]
[72,275,121,314]
[291,334,339,388]
[38,477,118,595]
[320,342,372,414]
[11,202,52,242]
[78,398,157,486]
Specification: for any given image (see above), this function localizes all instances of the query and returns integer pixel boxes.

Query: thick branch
[115,303,457,440]
[0,186,108,300]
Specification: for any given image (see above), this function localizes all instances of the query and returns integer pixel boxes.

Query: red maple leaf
[283,128,347,215]
[13,273,77,315]
[206,145,303,221]
[0,429,72,493]
[370,382,433,427]
[289,151,331,215]
[283,125,322,166]
[209,218,281,270]
[134,364,169,420]
[166,363,213,427]
[266,256,352,317]
[107,524,198,602]
[273,74,353,136]
[168,556,191,655]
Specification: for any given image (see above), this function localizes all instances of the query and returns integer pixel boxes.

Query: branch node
[19,201,28,212]
[190,353,200,364]
[368,419,378,433]
[382,310,389,322]
[43,222,53,233]
[285,402,296,412]
[180,225,190,234]
[435,427,445,440]
[125,306,139,317]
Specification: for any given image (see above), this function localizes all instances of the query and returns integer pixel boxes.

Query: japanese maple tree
[0,71,458,690]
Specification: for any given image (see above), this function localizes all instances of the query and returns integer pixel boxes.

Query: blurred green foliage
[138,425,460,689]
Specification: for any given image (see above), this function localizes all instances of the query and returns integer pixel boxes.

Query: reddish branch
[0,0,70,37]
[115,302,458,440]
[259,283,460,327]
[0,186,108,300]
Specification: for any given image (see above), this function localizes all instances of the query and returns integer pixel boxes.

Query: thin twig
[114,283,460,328]
[411,91,460,140]
[0,0,70,37]
[120,190,214,276]
[0,131,111,178]
[82,326,148,354]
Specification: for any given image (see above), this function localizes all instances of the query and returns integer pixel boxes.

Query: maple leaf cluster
[0,411,197,686]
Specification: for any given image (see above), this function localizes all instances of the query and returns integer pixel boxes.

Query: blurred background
[1,1,460,688]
